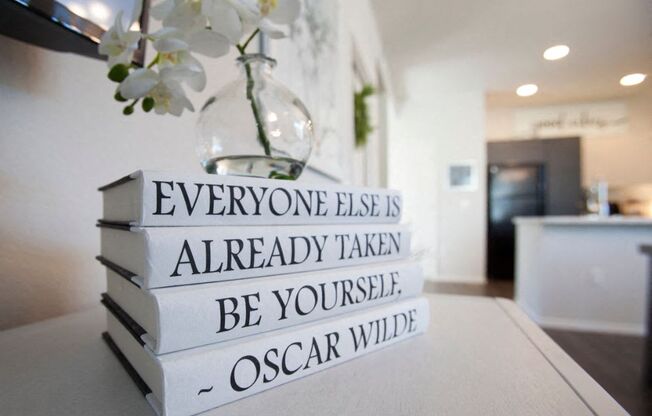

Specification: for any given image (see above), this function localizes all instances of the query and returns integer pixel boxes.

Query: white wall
[0,34,221,330]
[389,64,487,282]
[0,0,390,329]
[343,1,393,188]
[486,88,652,188]
[272,0,392,187]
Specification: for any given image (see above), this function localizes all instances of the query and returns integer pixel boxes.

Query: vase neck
[237,54,276,76]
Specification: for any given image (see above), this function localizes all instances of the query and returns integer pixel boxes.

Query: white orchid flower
[105,0,302,116]
[151,0,206,32]
[151,0,300,45]
[119,68,195,116]
[186,29,231,57]
[150,70,196,116]
[150,2,231,57]
[258,0,302,38]
[152,0,241,43]
[98,11,142,67]
[151,27,191,53]
[118,68,158,99]
[151,28,207,91]
[202,0,244,44]
[235,0,302,39]
[149,0,175,21]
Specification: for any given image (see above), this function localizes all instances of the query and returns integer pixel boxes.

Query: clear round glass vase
[196,54,314,180]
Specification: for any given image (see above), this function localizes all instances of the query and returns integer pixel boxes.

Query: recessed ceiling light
[619,73,647,86]
[543,45,570,61]
[516,84,538,97]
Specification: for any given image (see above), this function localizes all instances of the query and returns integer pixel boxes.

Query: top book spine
[100,170,402,227]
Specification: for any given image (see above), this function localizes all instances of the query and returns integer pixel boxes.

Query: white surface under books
[0,294,627,416]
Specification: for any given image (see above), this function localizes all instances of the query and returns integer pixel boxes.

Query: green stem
[123,98,140,115]
[236,30,271,157]
[147,53,160,69]
[240,29,260,52]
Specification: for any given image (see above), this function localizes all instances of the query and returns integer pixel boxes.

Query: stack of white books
[97,170,429,416]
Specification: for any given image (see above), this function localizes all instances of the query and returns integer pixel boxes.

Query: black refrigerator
[487,163,545,280]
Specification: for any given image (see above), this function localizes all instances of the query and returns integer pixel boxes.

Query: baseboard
[516,300,645,336]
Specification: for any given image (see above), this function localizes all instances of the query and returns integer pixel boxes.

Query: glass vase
[196,54,314,180]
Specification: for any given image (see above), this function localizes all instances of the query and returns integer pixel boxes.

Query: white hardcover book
[99,223,410,289]
[99,170,402,226]
[105,260,424,354]
[104,297,430,416]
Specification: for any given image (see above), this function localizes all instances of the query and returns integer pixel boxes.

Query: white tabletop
[0,294,627,416]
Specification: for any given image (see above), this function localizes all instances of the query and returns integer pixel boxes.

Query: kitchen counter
[514,216,652,334]
[514,215,652,226]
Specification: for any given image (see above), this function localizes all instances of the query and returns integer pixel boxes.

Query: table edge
[495,298,628,416]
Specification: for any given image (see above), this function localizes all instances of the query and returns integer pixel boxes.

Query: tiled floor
[425,279,651,416]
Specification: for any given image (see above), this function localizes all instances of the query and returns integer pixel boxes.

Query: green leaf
[108,64,130,83]
[354,83,376,147]
[123,105,134,115]
[142,97,155,112]
[268,171,297,180]
[114,91,127,102]
[360,85,375,97]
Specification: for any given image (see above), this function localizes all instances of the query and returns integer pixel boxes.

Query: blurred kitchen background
[1,0,651,413]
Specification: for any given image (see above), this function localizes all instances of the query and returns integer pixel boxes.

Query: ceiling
[371,0,652,107]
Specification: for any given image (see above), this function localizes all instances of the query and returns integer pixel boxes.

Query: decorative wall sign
[514,101,628,138]
[448,161,478,192]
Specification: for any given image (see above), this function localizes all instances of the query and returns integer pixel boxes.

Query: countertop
[514,215,652,226]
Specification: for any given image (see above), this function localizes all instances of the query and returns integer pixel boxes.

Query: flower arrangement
[98,0,301,117]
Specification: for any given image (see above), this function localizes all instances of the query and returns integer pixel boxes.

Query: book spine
[133,171,402,226]
[145,261,423,354]
[162,297,429,416]
[101,223,411,289]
